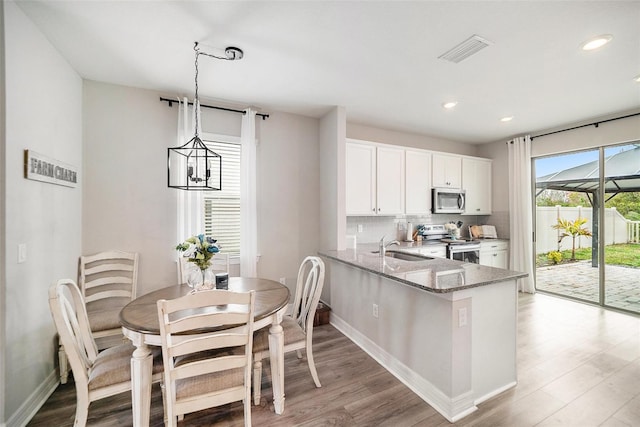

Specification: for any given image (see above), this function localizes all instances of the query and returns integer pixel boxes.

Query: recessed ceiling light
[581,34,613,51]
[634,74,640,83]
[500,116,513,122]
[443,101,458,109]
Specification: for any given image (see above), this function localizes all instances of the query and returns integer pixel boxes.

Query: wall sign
[24,150,78,188]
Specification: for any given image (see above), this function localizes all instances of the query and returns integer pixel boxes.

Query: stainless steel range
[418,224,481,263]
[445,239,480,263]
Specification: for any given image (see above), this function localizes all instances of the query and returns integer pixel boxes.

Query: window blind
[203,140,241,256]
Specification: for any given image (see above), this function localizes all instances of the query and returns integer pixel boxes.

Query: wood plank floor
[28,292,640,426]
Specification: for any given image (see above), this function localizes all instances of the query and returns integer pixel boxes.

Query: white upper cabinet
[346,142,376,215]
[346,141,404,216]
[405,150,431,215]
[432,153,462,188]
[462,157,492,215]
[376,146,405,215]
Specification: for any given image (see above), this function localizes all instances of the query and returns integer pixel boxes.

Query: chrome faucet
[379,236,400,257]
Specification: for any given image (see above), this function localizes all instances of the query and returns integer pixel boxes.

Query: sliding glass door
[534,142,640,314]
[603,144,640,312]
[534,149,600,304]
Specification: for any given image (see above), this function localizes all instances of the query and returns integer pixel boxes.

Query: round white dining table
[120,277,290,426]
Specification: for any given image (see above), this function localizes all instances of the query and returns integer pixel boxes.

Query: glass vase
[186,265,215,291]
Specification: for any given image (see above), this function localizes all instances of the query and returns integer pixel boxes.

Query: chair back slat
[84,262,135,276]
[167,311,250,334]
[85,289,132,303]
[169,333,249,359]
[83,276,133,289]
[170,355,247,381]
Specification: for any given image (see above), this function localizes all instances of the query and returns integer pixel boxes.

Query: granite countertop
[319,242,526,294]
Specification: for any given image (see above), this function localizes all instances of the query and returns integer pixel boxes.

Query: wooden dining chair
[59,250,139,384]
[79,251,139,347]
[157,289,256,427]
[252,256,325,405]
[49,279,163,427]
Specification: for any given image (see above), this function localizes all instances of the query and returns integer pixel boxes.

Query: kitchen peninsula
[320,243,527,422]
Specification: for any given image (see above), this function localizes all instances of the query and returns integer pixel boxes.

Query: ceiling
[14,0,640,144]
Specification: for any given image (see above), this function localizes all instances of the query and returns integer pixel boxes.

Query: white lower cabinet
[405,244,447,258]
[479,240,509,269]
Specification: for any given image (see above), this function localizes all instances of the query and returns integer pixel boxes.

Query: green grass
[537,243,640,268]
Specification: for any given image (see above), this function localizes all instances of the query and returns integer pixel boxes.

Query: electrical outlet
[357,224,364,233]
[279,277,286,285]
[458,307,468,327]
[372,303,379,318]
[18,243,27,264]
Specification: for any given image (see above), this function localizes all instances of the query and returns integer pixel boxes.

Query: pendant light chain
[194,42,200,139]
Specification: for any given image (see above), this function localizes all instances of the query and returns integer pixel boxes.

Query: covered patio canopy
[536,144,640,197]
[535,144,640,266]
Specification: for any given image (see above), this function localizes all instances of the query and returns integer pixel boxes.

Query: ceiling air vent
[438,35,493,63]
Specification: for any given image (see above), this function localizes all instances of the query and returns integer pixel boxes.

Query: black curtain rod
[159,97,269,120]
[531,112,640,140]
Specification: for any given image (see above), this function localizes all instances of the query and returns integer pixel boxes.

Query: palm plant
[552,217,592,261]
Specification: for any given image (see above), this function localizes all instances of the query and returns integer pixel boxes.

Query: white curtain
[176,98,203,242]
[240,108,258,277]
[508,135,536,293]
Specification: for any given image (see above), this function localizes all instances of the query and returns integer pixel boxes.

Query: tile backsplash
[346,213,502,244]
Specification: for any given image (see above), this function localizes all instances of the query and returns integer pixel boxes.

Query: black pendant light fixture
[168,42,244,191]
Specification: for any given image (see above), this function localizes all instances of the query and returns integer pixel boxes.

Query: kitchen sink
[371,251,433,262]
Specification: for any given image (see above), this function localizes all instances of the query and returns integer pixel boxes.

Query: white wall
[82,81,178,296]
[530,109,640,158]
[82,80,321,299]
[255,110,321,289]
[347,122,479,156]
[319,106,346,252]
[318,106,347,304]
[3,2,83,423]
[476,141,510,239]
[0,3,6,423]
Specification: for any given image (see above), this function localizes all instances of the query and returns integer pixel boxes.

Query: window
[202,136,241,257]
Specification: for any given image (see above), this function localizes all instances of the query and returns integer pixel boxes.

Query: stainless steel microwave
[432,188,465,214]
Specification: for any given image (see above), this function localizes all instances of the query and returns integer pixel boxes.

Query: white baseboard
[6,370,58,427]
[475,380,517,406]
[330,314,477,423]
